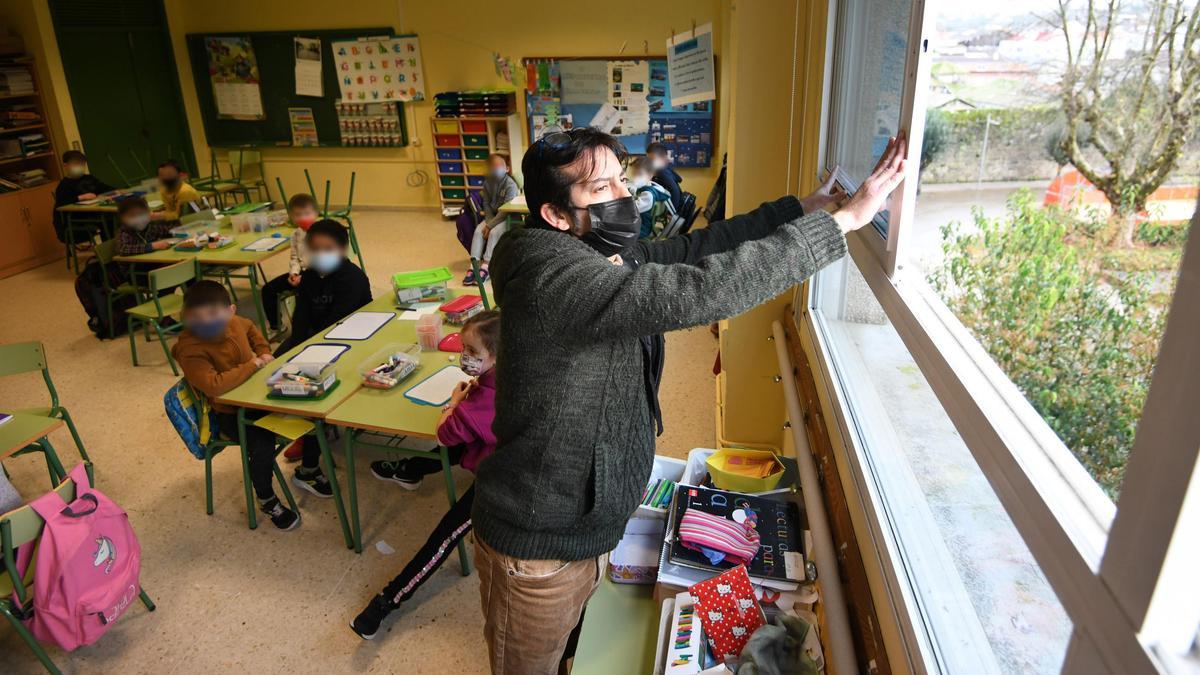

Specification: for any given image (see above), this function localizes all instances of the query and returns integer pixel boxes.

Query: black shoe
[259,496,300,531]
[292,466,333,498]
[350,594,396,640]
[369,460,422,490]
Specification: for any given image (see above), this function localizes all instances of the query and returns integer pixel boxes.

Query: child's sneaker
[282,438,304,462]
[292,466,333,498]
[350,594,397,640]
[259,496,300,531]
[369,460,423,490]
[476,268,490,283]
[462,269,476,285]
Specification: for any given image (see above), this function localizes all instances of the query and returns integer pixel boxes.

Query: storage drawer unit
[440,175,466,187]
[461,134,488,147]
[437,161,464,174]
[436,148,462,160]
[464,148,489,160]
[441,188,466,200]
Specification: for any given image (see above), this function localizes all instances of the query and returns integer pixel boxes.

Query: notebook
[324,311,394,340]
[403,366,471,406]
[241,236,290,252]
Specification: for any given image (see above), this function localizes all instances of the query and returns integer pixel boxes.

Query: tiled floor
[0,209,717,674]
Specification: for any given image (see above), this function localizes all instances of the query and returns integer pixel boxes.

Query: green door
[49,0,195,188]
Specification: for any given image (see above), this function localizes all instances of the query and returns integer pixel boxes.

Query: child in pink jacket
[351,310,500,639]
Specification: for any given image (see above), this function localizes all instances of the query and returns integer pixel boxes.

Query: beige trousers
[474,537,608,675]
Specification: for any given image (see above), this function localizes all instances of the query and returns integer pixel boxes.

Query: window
[806,1,1200,672]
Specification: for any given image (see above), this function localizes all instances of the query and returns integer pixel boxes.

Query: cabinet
[430,112,525,216]
[0,183,61,278]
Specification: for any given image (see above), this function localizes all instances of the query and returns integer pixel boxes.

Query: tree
[920,108,950,171]
[1045,121,1091,178]
[1054,0,1200,246]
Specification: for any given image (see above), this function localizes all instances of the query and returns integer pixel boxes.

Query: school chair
[303,170,365,271]
[469,257,492,310]
[226,149,269,204]
[93,239,144,339]
[126,260,195,376]
[0,342,92,486]
[0,475,156,675]
[171,382,302,529]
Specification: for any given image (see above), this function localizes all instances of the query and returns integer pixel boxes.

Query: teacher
[472,127,906,674]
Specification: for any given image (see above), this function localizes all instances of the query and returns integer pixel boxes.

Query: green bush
[1135,220,1191,247]
[928,191,1165,497]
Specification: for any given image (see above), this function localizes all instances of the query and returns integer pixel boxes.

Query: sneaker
[282,438,304,462]
[462,269,476,285]
[349,594,396,640]
[259,496,300,531]
[292,466,333,498]
[369,460,423,490]
[477,267,490,283]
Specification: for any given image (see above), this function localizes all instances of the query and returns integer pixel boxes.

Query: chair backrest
[0,341,46,378]
[149,260,196,295]
[228,149,263,181]
[96,238,117,266]
[1,477,78,604]
[465,192,484,226]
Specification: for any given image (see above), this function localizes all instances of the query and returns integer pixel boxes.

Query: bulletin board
[185,28,409,148]
[522,56,716,168]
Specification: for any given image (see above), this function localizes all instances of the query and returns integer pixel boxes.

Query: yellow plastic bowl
[705,447,784,493]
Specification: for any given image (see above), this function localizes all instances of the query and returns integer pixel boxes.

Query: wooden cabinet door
[23,183,63,258]
[0,193,36,270]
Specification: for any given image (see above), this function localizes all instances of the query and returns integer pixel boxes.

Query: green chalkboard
[185,28,408,148]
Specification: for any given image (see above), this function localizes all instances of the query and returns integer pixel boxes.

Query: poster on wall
[205,36,265,120]
[331,35,426,102]
[665,23,716,107]
[288,107,318,146]
[608,60,650,135]
[294,37,323,97]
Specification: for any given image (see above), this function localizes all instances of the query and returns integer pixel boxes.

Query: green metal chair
[303,170,365,271]
[469,257,492,310]
[173,382,302,529]
[126,260,195,376]
[1,475,157,675]
[226,149,268,204]
[0,342,92,476]
[94,239,144,340]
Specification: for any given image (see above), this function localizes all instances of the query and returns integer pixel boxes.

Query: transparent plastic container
[359,343,422,389]
[415,313,443,350]
[267,209,289,226]
[230,213,252,233]
[250,212,270,232]
[266,361,338,398]
[169,222,208,238]
[393,267,453,304]
[440,295,484,325]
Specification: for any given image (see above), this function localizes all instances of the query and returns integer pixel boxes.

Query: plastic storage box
[434,134,460,147]
[392,267,452,304]
[608,517,665,585]
[706,447,786,493]
[464,148,489,160]
[440,295,483,325]
[460,120,487,133]
[461,134,488,147]
[637,455,687,520]
[441,188,466,201]
[436,148,462,160]
[415,313,443,350]
[359,344,422,389]
[464,160,487,175]
[466,175,485,188]
[266,361,338,399]
[437,161,464,174]
[439,175,466,187]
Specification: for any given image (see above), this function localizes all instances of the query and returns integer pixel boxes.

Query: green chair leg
[138,588,156,611]
[151,321,179,376]
[37,438,67,489]
[272,460,300,516]
[314,421,353,549]
[346,216,365,271]
[56,407,89,465]
[0,604,61,675]
[127,316,140,367]
[344,432,362,553]
[204,448,215,515]
[236,409,258,530]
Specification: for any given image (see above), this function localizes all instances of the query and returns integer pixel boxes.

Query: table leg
[344,430,362,553]
[440,445,471,576]
[315,420,353,549]
[247,264,269,338]
[237,408,258,530]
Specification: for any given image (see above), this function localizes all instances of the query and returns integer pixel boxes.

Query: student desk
[497,194,529,228]
[325,319,470,569]
[0,413,68,483]
[114,225,295,337]
[572,578,660,674]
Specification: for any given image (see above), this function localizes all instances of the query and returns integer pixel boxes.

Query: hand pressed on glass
[831,132,908,234]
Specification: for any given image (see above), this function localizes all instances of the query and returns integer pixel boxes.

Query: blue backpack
[163,380,215,459]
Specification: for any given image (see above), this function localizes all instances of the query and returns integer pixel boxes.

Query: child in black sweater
[54,150,114,242]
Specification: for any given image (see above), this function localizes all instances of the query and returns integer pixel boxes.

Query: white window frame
[805,1,1200,672]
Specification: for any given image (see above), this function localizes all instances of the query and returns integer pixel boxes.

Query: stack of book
[0,176,21,193]
[4,168,49,187]
[0,67,34,96]
[0,104,40,128]
[17,132,48,156]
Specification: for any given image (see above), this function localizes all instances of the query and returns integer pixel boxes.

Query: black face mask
[161,176,181,190]
[575,196,640,257]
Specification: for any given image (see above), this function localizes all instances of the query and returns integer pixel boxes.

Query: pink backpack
[14,463,142,651]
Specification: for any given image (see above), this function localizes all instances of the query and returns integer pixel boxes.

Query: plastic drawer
[461,134,488,147]
[433,120,460,134]
[437,161,464,174]
[460,120,488,133]
[464,148,489,160]
[467,175,485,187]
[464,160,487,174]
[441,188,466,200]
[440,175,466,187]
[434,134,461,147]
[436,148,462,160]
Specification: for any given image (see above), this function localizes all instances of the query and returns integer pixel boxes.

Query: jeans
[260,272,295,330]
[470,219,509,263]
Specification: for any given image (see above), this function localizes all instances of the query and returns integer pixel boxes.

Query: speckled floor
[0,209,716,674]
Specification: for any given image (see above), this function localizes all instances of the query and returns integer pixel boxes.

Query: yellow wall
[2,0,724,208]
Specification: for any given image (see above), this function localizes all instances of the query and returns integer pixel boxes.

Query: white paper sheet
[324,311,394,340]
[404,366,471,406]
[242,236,289,252]
[294,37,323,97]
[395,302,441,320]
[290,343,349,366]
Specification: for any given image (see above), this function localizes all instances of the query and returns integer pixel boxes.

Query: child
[53,150,114,242]
[646,142,684,212]
[352,310,500,639]
[464,153,519,284]
[172,281,333,530]
[630,156,673,239]
[150,159,202,223]
[275,219,372,354]
[260,193,321,334]
[114,197,174,258]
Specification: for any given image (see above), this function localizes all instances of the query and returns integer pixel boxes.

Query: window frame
[805,1,1200,672]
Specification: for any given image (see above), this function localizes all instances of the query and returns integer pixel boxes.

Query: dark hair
[306,219,349,247]
[462,309,500,356]
[116,196,149,217]
[62,150,87,164]
[183,280,232,310]
[158,159,182,173]
[645,142,669,158]
[521,127,627,228]
[287,192,318,212]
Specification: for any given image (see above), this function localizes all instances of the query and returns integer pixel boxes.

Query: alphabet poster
[331,35,426,102]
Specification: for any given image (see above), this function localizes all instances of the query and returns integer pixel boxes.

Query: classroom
[0,0,1197,673]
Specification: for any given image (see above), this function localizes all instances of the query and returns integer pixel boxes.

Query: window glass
[908,1,1189,500]
[810,257,1073,673]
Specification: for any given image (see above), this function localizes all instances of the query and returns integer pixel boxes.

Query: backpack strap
[67,462,92,491]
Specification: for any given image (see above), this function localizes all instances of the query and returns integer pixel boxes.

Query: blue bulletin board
[522,57,715,168]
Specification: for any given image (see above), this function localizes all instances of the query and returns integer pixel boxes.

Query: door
[49,0,195,187]
[25,184,64,258]
[0,193,37,270]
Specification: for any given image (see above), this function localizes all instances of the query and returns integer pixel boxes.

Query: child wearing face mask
[352,310,500,640]
[275,219,372,355]
[53,150,114,243]
[150,159,202,223]
[115,196,174,258]
[630,156,673,239]
[464,153,519,284]
[173,281,333,530]
[259,193,321,335]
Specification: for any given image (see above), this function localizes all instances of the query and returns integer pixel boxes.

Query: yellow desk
[496,194,529,215]
[0,413,68,485]
[572,578,661,674]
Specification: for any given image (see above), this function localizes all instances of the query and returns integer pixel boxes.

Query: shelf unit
[431,112,524,215]
[0,55,63,280]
